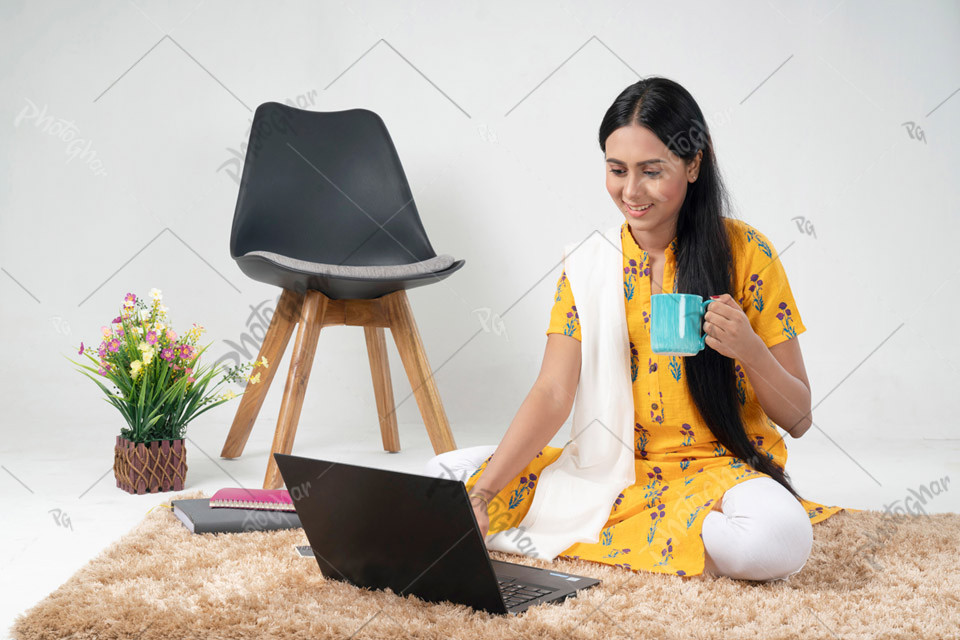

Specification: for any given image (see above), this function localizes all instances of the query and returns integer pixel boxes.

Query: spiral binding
[209,499,296,511]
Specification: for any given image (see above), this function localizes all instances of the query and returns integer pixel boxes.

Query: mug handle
[698,298,713,351]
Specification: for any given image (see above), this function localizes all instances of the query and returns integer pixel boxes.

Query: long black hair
[598,77,804,503]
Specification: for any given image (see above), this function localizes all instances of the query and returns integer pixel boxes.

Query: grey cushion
[244,251,456,279]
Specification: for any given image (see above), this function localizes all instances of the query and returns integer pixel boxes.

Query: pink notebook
[209,488,295,512]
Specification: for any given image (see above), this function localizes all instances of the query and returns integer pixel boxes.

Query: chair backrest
[230,103,440,267]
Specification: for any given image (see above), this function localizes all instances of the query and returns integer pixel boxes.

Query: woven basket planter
[113,435,188,494]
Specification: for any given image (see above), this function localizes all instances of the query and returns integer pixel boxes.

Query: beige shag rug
[10,489,960,640]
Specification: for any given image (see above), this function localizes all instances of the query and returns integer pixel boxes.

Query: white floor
[2,419,958,638]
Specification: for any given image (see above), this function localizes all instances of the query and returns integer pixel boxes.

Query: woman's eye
[609,169,661,177]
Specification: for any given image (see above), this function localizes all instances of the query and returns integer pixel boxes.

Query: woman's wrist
[468,485,496,508]
[468,493,490,510]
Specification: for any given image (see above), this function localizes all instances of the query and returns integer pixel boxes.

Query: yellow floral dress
[465,218,853,577]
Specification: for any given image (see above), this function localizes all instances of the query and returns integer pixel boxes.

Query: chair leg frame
[220,287,457,490]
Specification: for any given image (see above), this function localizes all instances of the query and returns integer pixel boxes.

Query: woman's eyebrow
[605,157,665,165]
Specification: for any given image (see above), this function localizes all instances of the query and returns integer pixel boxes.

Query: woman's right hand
[471,496,490,540]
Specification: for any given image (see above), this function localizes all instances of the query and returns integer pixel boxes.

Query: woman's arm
[741,336,813,438]
[469,333,581,502]
[703,293,812,438]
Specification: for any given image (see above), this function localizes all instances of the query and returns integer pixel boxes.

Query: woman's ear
[688,149,703,183]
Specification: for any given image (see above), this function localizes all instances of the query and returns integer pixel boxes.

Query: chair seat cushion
[242,251,456,280]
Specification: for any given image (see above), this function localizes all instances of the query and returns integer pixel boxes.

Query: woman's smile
[625,202,653,217]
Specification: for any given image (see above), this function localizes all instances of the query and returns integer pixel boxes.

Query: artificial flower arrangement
[71,288,266,494]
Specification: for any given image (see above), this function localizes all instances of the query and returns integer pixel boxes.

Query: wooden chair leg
[364,326,400,453]
[263,290,328,490]
[221,289,304,459]
[383,290,457,455]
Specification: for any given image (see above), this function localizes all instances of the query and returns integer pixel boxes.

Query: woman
[424,77,851,580]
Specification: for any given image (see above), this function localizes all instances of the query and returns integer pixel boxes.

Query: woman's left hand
[702,293,765,362]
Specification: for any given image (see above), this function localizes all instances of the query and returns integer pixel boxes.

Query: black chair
[220,102,464,489]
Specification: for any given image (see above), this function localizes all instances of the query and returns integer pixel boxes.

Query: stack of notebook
[171,488,302,534]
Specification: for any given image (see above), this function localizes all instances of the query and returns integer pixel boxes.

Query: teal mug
[650,293,714,356]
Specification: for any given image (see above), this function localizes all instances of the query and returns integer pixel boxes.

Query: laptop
[273,452,601,615]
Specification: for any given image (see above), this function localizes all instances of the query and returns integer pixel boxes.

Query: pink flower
[112,316,122,324]
[186,376,196,384]
[98,343,107,358]
[179,345,194,359]
[124,293,136,307]
[108,339,121,353]
[78,342,85,355]
[161,348,174,360]
[165,329,177,342]
[145,330,158,345]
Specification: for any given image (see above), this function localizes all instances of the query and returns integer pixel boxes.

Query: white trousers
[423,445,813,582]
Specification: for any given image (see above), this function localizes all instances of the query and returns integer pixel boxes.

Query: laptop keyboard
[497,578,554,608]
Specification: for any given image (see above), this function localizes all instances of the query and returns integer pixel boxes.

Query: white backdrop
[2,1,959,518]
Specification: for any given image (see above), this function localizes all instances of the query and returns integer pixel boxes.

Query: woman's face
[604,123,701,244]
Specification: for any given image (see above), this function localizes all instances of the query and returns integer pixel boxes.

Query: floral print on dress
[612,491,625,513]
[545,270,582,341]
[734,363,746,405]
[647,503,667,543]
[508,473,538,509]
[749,435,775,464]
[630,341,639,382]
[746,273,765,312]
[564,305,579,337]
[653,537,674,568]
[604,546,632,559]
[777,301,798,339]
[685,499,715,529]
[746,227,772,258]
[624,258,644,301]
[649,390,665,425]
[679,423,695,447]
[634,421,650,458]
[555,270,568,303]
[669,355,682,382]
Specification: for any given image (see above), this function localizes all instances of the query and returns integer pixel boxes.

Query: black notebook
[171,498,302,534]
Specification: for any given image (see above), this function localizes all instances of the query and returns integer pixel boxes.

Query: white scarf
[486,224,637,561]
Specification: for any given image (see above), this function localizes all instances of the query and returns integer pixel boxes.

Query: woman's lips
[626,203,652,217]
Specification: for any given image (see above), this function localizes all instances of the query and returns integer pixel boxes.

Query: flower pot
[113,435,187,494]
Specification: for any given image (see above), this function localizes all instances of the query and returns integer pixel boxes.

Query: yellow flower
[223,390,237,401]
[248,372,261,384]
[130,360,142,377]
[142,349,154,365]
[138,341,150,352]
[258,356,269,369]
[149,288,162,302]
